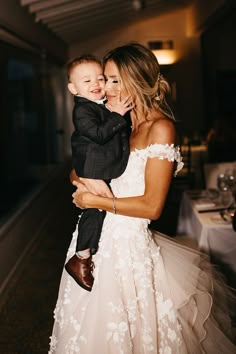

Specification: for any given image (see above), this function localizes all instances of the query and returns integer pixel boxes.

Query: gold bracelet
[112,197,117,214]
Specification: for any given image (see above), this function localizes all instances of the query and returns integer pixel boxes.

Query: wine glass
[217,173,229,192]
[217,173,233,207]
[225,169,236,207]
[225,169,236,194]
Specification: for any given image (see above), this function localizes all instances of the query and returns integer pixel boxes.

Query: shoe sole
[64,265,93,292]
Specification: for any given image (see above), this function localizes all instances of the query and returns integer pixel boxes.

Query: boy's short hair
[67,54,102,82]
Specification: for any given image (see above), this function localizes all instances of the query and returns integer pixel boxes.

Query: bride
[49,43,236,353]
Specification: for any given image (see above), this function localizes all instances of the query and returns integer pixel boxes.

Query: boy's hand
[72,180,88,194]
[79,178,113,198]
[70,169,80,183]
[106,93,134,116]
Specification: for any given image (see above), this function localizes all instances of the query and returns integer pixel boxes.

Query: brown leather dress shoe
[65,254,94,291]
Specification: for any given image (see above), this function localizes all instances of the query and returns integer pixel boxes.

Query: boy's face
[68,62,105,101]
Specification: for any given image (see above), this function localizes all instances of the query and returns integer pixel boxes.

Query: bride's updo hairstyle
[103,42,174,123]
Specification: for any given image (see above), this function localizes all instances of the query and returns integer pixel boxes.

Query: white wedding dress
[49,144,236,354]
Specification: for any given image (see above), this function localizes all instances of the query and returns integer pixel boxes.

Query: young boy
[65,55,132,291]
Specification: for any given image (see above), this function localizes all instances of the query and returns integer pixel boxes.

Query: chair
[203,161,236,189]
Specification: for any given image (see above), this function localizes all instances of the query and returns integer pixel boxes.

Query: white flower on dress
[79,335,87,344]
[49,335,57,353]
[54,303,65,329]
[140,321,156,352]
[126,299,137,323]
[108,301,124,314]
[63,277,72,305]
[157,294,175,322]
[134,143,184,176]
[162,346,172,354]
[167,328,177,341]
[106,321,128,343]
[69,316,81,331]
[66,335,80,353]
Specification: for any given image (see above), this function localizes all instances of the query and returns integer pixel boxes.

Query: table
[177,191,236,285]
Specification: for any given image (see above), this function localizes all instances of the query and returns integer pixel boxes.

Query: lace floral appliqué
[134,144,184,176]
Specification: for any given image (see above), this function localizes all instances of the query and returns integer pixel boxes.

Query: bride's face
[104,60,125,106]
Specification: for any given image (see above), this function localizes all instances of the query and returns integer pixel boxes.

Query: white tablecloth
[177,191,236,278]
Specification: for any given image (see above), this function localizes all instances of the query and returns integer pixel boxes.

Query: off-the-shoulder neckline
[130,143,176,153]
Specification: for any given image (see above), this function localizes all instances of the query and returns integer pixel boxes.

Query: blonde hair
[103,43,174,126]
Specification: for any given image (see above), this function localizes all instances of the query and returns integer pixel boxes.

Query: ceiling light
[148,40,177,65]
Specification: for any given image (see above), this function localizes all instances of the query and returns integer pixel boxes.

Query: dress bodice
[110,143,183,198]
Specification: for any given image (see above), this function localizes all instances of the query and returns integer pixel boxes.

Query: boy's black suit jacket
[71,96,130,180]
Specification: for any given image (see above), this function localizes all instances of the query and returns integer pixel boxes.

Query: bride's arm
[73,158,173,219]
[72,119,176,220]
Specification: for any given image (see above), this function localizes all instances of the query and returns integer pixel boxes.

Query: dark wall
[0,40,63,224]
[201,7,236,162]
[201,8,236,132]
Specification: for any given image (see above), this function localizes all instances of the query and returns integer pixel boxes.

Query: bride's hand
[72,181,91,208]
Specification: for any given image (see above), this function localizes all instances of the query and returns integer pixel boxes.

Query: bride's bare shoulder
[148,117,176,145]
